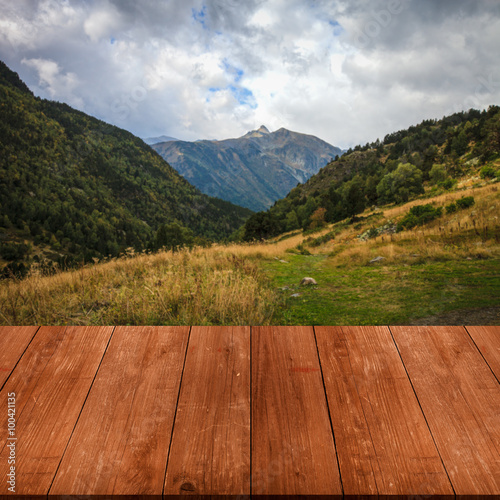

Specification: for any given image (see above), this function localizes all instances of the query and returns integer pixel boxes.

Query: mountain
[143,135,178,145]
[0,61,252,274]
[152,125,342,211]
[242,106,500,240]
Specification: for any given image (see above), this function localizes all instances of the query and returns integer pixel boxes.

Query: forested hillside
[243,106,500,240]
[0,61,252,276]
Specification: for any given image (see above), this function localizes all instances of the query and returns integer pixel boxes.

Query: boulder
[300,277,318,286]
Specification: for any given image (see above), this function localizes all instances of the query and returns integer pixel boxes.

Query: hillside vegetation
[1,181,498,326]
[242,106,500,240]
[0,61,252,277]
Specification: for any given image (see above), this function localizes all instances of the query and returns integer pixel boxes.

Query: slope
[0,61,252,274]
[242,106,500,240]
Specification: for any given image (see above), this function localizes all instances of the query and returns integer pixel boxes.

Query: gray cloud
[0,0,499,148]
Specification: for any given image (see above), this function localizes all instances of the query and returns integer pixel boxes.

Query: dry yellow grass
[215,227,333,258]
[0,247,279,325]
[365,183,497,220]
[315,184,500,267]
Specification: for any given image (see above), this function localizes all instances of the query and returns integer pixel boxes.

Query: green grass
[264,254,500,325]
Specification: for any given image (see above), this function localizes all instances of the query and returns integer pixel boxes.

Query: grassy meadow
[1,182,499,326]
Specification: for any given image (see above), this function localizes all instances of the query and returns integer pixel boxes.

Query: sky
[1,0,500,148]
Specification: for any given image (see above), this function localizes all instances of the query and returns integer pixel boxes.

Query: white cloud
[83,2,123,43]
[21,57,83,107]
[0,0,499,148]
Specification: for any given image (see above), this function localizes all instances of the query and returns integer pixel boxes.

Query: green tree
[243,212,281,241]
[429,164,447,184]
[284,210,300,231]
[365,175,379,205]
[297,197,318,229]
[155,222,193,251]
[451,130,469,157]
[377,163,424,204]
[342,175,365,217]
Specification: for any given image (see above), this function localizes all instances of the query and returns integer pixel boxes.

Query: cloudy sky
[1,0,500,148]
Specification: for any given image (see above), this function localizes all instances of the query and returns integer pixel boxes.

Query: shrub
[438,178,455,190]
[445,202,458,214]
[307,231,336,247]
[455,196,475,209]
[0,242,31,261]
[398,204,443,230]
[480,166,496,179]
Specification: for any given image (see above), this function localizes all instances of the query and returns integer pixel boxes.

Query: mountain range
[152,125,342,211]
[143,135,178,145]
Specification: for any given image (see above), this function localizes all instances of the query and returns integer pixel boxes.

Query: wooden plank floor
[0,325,498,499]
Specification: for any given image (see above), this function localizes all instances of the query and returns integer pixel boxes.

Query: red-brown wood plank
[251,326,342,497]
[50,326,189,497]
[315,326,453,498]
[0,326,113,496]
[0,326,38,388]
[466,326,500,381]
[391,325,500,496]
[164,326,250,496]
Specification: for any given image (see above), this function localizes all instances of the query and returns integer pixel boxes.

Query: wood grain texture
[315,326,453,498]
[0,326,113,496]
[466,326,500,382]
[50,326,189,497]
[252,326,342,497]
[164,326,250,497]
[0,326,38,388]
[391,325,500,496]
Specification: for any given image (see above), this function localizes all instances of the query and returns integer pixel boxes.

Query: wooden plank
[0,326,113,496]
[315,326,453,498]
[164,326,250,496]
[391,325,500,496]
[251,326,342,496]
[0,326,38,388]
[466,325,500,382]
[50,326,189,497]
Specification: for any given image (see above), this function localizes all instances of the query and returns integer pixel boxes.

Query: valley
[1,182,498,325]
[0,60,499,326]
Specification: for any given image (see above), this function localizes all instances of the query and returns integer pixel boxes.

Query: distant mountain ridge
[152,126,342,211]
[143,135,178,145]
